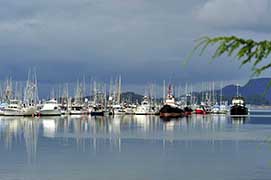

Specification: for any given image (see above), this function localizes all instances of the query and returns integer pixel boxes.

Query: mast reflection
[0,114,249,158]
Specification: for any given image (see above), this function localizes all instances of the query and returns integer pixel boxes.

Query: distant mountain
[61,78,271,105]
[122,78,271,105]
[81,92,144,104]
[221,78,271,105]
[121,92,144,103]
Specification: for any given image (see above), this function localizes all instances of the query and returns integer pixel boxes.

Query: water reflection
[0,117,39,163]
[23,118,39,163]
[0,114,270,180]
[0,114,270,163]
[230,116,249,125]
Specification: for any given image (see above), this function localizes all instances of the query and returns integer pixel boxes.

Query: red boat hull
[195,109,206,114]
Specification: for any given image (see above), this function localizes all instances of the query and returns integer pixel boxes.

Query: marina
[1,0,271,179]
[0,72,250,117]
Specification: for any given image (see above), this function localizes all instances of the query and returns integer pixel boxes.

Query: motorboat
[39,99,61,116]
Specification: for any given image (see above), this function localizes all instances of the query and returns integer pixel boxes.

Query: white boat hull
[134,106,153,115]
[70,110,88,115]
[39,110,61,116]
[22,106,37,116]
[3,109,23,116]
[0,110,4,116]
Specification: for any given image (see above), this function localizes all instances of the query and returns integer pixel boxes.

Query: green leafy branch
[190,36,271,76]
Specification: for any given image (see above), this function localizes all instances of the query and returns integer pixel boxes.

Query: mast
[220,81,223,105]
[117,75,121,104]
[185,83,188,106]
[163,80,166,103]
[24,68,39,105]
[212,81,215,104]
[104,83,107,110]
[236,84,240,96]
[50,88,55,100]
[93,80,97,104]
[62,83,69,104]
[4,77,13,101]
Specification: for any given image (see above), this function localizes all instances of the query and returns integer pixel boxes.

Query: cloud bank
[197,0,271,31]
[0,0,270,93]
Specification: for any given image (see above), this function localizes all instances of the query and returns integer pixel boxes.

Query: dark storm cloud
[0,0,270,93]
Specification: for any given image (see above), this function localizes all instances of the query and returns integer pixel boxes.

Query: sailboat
[22,69,38,116]
[218,82,229,114]
[90,81,105,116]
[111,76,125,115]
[59,84,70,115]
[2,78,24,116]
[70,80,88,115]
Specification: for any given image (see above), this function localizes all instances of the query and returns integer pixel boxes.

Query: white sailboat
[218,82,229,114]
[110,76,125,115]
[22,69,38,116]
[70,80,88,115]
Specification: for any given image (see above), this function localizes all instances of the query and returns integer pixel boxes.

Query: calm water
[0,113,271,180]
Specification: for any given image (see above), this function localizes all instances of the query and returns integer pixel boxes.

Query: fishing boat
[22,104,37,116]
[182,90,193,116]
[195,105,206,114]
[124,104,137,115]
[183,106,193,116]
[90,104,105,116]
[230,85,248,116]
[22,69,39,116]
[159,85,184,118]
[230,96,248,115]
[3,100,24,116]
[60,104,69,115]
[219,103,229,114]
[211,103,220,114]
[70,104,88,115]
[195,102,211,114]
[90,109,104,116]
[112,104,126,115]
[217,82,229,114]
[135,96,154,115]
[39,99,61,116]
[0,102,8,115]
[90,111,104,116]
[70,81,88,115]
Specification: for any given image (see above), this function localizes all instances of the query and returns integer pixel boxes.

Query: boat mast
[93,80,97,104]
[24,68,38,105]
[117,75,121,105]
[163,80,166,103]
[185,83,188,106]
[212,81,215,104]
[236,84,240,96]
[103,83,107,111]
[220,81,223,105]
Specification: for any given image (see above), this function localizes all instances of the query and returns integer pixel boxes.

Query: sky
[0,0,271,95]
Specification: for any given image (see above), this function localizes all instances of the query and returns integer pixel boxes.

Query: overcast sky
[1,0,271,94]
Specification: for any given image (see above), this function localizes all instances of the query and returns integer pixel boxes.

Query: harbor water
[0,113,271,180]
